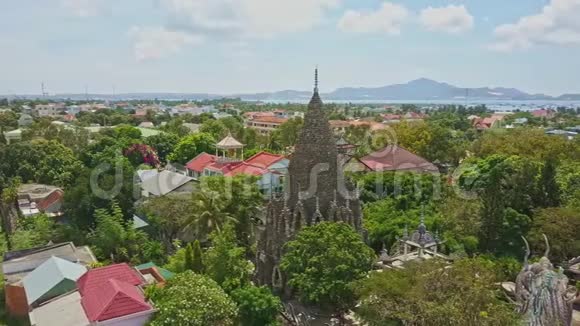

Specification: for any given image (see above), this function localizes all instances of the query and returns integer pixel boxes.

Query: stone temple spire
[314,66,319,93]
[255,70,364,290]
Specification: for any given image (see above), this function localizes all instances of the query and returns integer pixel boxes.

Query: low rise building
[346,145,438,173]
[3,128,22,144]
[245,116,288,134]
[17,183,64,217]
[138,169,195,197]
[29,263,156,326]
[2,242,96,316]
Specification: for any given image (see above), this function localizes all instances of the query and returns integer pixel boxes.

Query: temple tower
[255,69,363,289]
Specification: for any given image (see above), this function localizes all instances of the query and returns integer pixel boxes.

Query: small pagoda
[215,132,244,160]
[377,212,451,269]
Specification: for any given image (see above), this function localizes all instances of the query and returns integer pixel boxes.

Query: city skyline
[2,0,580,95]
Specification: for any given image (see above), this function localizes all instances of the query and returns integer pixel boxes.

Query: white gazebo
[215,133,244,159]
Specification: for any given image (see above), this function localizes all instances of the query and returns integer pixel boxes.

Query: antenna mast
[41,82,48,97]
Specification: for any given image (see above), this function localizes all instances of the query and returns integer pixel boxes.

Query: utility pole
[41,82,48,98]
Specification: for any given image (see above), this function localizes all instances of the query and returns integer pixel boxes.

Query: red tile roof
[224,162,270,177]
[77,263,143,296]
[360,145,438,173]
[186,153,218,173]
[244,152,285,169]
[82,279,151,322]
[36,189,64,212]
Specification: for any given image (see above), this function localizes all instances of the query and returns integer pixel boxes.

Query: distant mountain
[241,78,566,101]
[6,78,579,101]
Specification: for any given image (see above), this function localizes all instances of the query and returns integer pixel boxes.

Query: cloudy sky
[1,0,580,95]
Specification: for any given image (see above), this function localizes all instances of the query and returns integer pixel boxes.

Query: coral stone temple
[255,69,364,289]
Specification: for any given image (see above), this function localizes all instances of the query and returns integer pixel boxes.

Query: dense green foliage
[281,222,375,313]
[167,132,216,164]
[149,271,238,326]
[204,223,253,293]
[231,286,282,326]
[355,258,521,326]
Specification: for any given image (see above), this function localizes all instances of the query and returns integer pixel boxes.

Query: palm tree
[186,190,237,240]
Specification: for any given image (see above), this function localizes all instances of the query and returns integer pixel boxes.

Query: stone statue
[515,235,573,326]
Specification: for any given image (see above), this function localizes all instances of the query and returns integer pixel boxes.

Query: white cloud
[161,0,340,38]
[419,5,474,34]
[490,0,580,52]
[129,26,204,61]
[60,0,103,17]
[337,2,409,34]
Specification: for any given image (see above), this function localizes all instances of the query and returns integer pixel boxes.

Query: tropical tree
[144,133,179,164]
[140,195,193,251]
[529,207,580,262]
[204,223,253,293]
[187,189,236,239]
[192,239,204,273]
[88,202,164,264]
[281,222,375,317]
[354,258,520,326]
[167,132,215,164]
[148,271,238,326]
[200,175,262,247]
[231,285,282,326]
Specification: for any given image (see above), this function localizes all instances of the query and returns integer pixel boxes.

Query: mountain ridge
[5,78,578,101]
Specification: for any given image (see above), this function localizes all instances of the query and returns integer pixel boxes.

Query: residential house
[244,151,289,174]
[186,151,288,196]
[138,169,195,197]
[243,111,275,120]
[329,120,351,134]
[135,262,174,283]
[3,128,22,144]
[78,264,155,325]
[170,104,215,117]
[138,121,155,129]
[182,123,201,134]
[186,152,218,179]
[329,120,387,134]
[213,112,232,119]
[18,114,34,127]
[35,104,65,118]
[2,242,96,316]
[472,114,508,130]
[29,263,156,326]
[382,114,402,124]
[23,256,87,307]
[532,109,555,119]
[17,184,64,217]
[245,116,288,134]
[347,145,439,173]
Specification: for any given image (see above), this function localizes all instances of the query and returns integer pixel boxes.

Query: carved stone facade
[255,70,364,289]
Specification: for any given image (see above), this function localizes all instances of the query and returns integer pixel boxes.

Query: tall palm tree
[186,190,237,240]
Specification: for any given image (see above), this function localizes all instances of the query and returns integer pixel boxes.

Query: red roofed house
[78,263,155,325]
[27,263,155,326]
[532,109,555,119]
[186,151,289,196]
[186,152,218,179]
[244,151,289,173]
[346,145,439,173]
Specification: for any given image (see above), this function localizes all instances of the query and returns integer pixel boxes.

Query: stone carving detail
[516,235,573,326]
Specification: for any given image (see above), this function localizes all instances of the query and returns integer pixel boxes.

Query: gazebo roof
[216,133,244,149]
